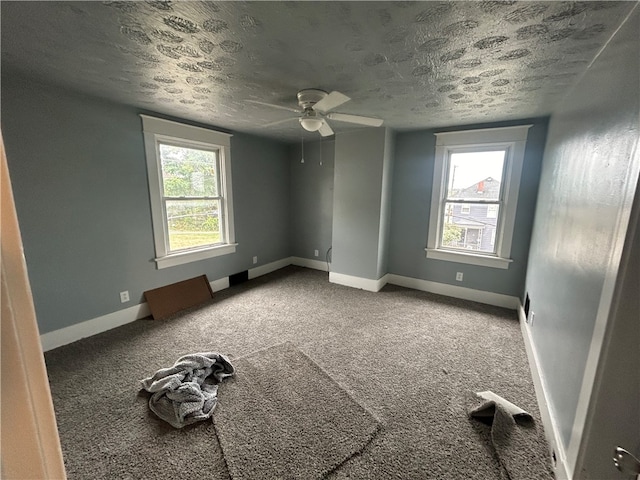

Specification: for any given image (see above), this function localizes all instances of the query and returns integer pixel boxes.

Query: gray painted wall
[1,68,548,336]
[578,174,639,479]
[289,139,334,263]
[524,6,639,453]
[331,127,390,280]
[388,118,548,297]
[1,73,290,334]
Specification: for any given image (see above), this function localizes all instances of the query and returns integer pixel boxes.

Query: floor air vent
[229,270,249,286]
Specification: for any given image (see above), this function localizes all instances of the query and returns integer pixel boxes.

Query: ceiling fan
[248,89,384,137]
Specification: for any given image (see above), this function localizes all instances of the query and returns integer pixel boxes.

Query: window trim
[141,115,236,269]
[425,125,531,269]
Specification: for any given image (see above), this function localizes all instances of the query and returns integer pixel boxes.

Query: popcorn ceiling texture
[1,1,633,140]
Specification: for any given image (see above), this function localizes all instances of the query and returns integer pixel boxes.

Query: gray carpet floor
[212,342,381,479]
[45,266,554,479]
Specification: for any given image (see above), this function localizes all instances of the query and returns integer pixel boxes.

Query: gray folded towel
[141,352,235,428]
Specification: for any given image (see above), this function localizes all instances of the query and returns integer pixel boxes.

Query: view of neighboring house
[444,177,500,253]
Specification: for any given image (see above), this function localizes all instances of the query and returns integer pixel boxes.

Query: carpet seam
[321,422,383,479]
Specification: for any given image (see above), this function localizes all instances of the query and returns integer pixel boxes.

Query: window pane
[159,144,218,197]
[447,151,505,201]
[441,202,500,253]
[166,199,221,251]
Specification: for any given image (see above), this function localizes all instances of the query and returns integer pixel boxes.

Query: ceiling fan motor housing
[297,89,328,110]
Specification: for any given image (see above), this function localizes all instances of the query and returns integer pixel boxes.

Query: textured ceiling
[1,1,635,141]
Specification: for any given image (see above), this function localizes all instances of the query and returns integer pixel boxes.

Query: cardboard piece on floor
[144,274,213,320]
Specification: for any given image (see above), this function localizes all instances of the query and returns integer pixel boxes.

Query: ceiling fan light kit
[299,117,323,132]
[299,112,324,132]
[251,89,384,137]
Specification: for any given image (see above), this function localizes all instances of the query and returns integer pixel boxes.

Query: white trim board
[518,304,570,480]
[329,272,389,292]
[386,274,519,309]
[248,257,293,279]
[327,271,518,309]
[291,256,329,272]
[39,302,152,352]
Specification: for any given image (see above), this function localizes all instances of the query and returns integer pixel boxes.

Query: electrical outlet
[456,272,463,281]
[119,291,130,303]
[314,249,319,257]
[530,311,535,326]
[252,256,257,264]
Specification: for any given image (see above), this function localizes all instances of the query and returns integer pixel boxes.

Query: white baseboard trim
[40,302,151,352]
[518,304,571,480]
[39,262,520,352]
[41,276,231,352]
[386,274,520,309]
[329,271,388,292]
[326,271,519,308]
[248,257,293,279]
[291,256,329,272]
[210,276,230,292]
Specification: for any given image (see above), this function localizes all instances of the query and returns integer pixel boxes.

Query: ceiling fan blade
[313,91,350,113]
[326,112,384,127]
[318,120,334,137]
[247,99,301,114]
[262,117,298,127]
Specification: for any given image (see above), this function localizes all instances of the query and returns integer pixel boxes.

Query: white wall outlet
[314,249,319,257]
[252,256,257,264]
[119,291,130,303]
[530,311,535,326]
[456,272,463,281]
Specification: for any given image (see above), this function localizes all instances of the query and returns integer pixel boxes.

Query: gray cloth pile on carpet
[141,353,235,428]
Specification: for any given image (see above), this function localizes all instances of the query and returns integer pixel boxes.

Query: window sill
[155,243,237,269]
[425,248,512,269]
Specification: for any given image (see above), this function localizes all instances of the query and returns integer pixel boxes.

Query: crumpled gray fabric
[141,353,235,428]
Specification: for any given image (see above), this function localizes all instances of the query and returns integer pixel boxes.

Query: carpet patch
[212,342,380,479]
[468,392,554,480]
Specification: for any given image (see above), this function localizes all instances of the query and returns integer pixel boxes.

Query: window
[426,125,531,269]
[141,115,236,269]
[440,150,504,254]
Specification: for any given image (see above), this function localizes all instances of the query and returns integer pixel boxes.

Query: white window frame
[141,115,236,269]
[425,125,531,269]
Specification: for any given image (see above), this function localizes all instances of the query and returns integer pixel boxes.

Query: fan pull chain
[319,139,323,166]
[301,137,305,164]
